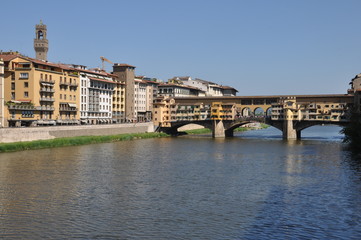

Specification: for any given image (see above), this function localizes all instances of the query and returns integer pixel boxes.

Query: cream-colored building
[0,52,80,127]
[271,97,348,122]
[153,96,177,127]
[0,58,4,127]
[112,74,126,123]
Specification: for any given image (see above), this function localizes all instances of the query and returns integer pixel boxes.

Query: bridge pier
[212,120,225,138]
[282,119,301,140]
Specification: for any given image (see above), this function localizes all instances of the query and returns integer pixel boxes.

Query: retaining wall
[0,122,154,143]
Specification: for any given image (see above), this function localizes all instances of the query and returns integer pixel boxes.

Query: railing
[40,88,55,93]
[40,97,55,102]
[40,79,55,84]
[59,108,78,112]
[59,81,69,86]
[7,105,35,110]
[36,106,55,111]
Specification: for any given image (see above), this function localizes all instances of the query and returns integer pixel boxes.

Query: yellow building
[271,97,348,122]
[0,52,80,127]
[210,102,236,120]
[112,75,126,123]
[152,96,176,127]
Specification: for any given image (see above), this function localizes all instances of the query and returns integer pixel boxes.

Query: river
[0,125,361,239]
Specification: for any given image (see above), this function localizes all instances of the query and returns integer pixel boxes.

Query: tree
[341,108,361,151]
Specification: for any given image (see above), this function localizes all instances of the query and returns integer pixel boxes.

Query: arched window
[38,30,44,40]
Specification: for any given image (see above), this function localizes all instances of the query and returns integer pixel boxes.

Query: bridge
[154,94,354,139]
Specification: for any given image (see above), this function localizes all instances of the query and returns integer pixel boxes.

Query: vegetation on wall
[341,109,361,152]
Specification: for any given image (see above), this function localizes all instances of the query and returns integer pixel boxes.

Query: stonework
[34,21,49,61]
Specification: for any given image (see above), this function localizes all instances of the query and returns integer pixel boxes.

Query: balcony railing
[40,79,55,84]
[59,81,69,86]
[7,104,35,110]
[40,97,55,102]
[40,88,55,93]
[35,106,55,111]
[59,108,78,112]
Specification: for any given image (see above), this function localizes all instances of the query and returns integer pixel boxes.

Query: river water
[1,126,361,239]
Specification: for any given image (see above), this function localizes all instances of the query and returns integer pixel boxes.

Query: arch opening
[242,107,252,117]
[38,30,44,40]
[254,107,265,116]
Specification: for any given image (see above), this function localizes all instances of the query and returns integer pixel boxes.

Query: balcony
[36,106,55,111]
[7,104,35,110]
[59,81,69,86]
[59,108,78,112]
[69,82,79,87]
[40,88,55,93]
[40,97,55,102]
[40,79,55,85]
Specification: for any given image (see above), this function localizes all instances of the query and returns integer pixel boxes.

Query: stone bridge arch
[294,121,348,132]
[161,120,213,135]
[241,106,270,117]
[224,117,267,137]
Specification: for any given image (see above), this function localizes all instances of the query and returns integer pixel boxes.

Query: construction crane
[100,56,113,71]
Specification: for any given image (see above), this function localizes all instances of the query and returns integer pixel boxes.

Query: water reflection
[1,126,361,239]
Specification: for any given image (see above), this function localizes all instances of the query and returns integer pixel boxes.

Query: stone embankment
[0,122,154,143]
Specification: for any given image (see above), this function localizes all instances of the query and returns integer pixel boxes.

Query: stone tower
[0,58,4,127]
[112,63,136,122]
[34,20,48,61]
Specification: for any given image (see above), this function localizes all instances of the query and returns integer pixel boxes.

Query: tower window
[38,30,44,39]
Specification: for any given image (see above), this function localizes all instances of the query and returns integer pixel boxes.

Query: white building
[73,65,115,124]
[134,78,147,122]
[169,76,238,96]
[135,77,160,122]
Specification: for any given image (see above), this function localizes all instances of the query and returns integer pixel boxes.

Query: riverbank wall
[0,122,154,143]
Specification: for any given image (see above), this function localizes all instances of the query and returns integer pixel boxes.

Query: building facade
[0,58,4,127]
[71,66,116,124]
[271,97,349,122]
[0,52,80,126]
[169,76,238,96]
[113,63,136,122]
[158,83,205,97]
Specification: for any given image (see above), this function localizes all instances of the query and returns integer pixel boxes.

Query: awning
[68,103,77,108]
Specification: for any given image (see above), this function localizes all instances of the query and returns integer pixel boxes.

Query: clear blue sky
[1,0,361,95]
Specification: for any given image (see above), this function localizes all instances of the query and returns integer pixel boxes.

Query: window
[60,94,62,99]
[24,82,29,88]
[64,94,67,100]
[11,82,15,90]
[24,92,29,98]
[20,73,29,79]
[11,92,15,100]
